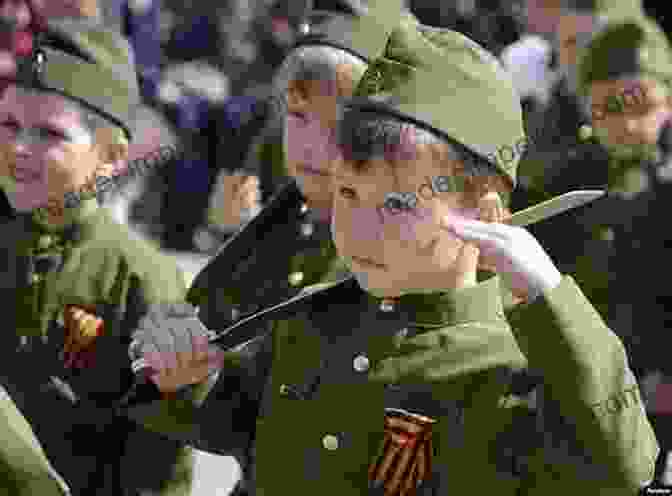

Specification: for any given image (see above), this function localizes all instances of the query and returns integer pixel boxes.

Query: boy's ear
[286,78,313,111]
[93,127,129,177]
[0,142,14,179]
[476,189,509,224]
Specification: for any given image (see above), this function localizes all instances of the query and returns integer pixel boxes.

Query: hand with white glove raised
[443,215,562,303]
[129,303,223,395]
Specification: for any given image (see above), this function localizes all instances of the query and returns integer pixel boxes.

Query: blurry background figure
[408,0,523,55]
[99,0,164,102]
[513,1,610,197]
[499,0,563,116]
[500,35,556,113]
[0,0,101,87]
[155,60,231,251]
[195,170,261,254]
[103,103,178,244]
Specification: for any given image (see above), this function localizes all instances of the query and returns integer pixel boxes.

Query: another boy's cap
[576,16,672,94]
[292,0,406,62]
[12,18,139,140]
[344,15,525,187]
[560,0,643,16]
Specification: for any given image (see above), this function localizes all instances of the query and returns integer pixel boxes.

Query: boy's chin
[353,274,400,298]
[351,271,420,298]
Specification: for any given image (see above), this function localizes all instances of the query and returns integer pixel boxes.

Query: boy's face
[0,84,101,211]
[331,139,481,297]
[589,77,672,158]
[557,13,594,71]
[283,64,356,212]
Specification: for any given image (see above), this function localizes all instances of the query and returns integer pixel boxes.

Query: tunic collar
[21,198,103,250]
[376,276,506,328]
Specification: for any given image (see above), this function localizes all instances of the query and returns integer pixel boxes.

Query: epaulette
[210,275,357,350]
[187,180,305,304]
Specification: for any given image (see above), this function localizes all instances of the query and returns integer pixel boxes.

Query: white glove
[445,216,562,303]
[129,303,222,394]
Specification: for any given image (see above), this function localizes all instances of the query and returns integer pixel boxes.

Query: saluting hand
[129,303,223,395]
[443,214,562,303]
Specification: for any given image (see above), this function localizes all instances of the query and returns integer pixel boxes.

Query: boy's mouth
[11,165,42,182]
[351,256,387,270]
[299,164,330,177]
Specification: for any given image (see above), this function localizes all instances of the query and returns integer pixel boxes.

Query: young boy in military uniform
[0,18,213,496]
[132,13,658,495]
[186,1,405,494]
[576,14,672,483]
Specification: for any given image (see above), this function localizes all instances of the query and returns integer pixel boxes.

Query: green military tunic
[190,179,348,331]
[187,179,349,494]
[187,274,657,495]
[0,385,70,495]
[0,198,212,495]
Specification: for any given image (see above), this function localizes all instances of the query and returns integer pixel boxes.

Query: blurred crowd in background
[103,0,562,251]
[11,0,672,487]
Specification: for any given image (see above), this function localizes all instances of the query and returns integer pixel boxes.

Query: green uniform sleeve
[507,275,658,493]
[120,254,220,438]
[125,343,268,453]
[0,386,70,495]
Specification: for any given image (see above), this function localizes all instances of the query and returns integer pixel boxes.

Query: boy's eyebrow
[0,112,72,132]
[0,112,20,122]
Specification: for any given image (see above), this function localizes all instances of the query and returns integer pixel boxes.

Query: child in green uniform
[0,18,213,496]
[131,11,659,496]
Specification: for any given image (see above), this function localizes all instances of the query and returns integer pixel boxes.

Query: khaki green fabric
[205,275,656,494]
[3,202,215,495]
[0,387,69,495]
[574,15,672,190]
[346,14,525,187]
[577,15,672,95]
[16,18,140,140]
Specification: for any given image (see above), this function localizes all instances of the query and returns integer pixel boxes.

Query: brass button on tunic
[322,434,339,451]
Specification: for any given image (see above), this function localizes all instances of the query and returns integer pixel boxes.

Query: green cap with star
[576,16,672,95]
[344,14,525,188]
[292,0,406,62]
[13,18,140,141]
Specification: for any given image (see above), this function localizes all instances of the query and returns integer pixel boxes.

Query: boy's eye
[288,112,308,122]
[338,186,357,200]
[40,128,68,140]
[0,120,20,131]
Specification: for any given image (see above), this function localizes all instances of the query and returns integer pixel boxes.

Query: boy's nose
[625,118,640,134]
